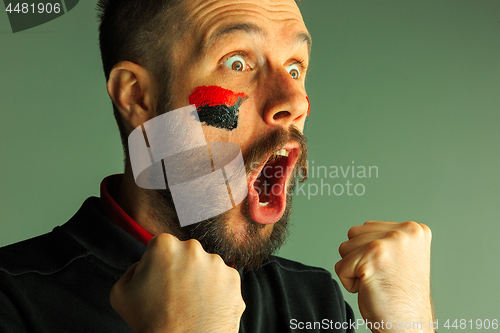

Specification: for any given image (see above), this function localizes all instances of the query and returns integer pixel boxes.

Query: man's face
[153,0,310,269]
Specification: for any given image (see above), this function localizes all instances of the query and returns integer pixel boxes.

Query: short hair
[97,0,303,158]
[97,0,186,157]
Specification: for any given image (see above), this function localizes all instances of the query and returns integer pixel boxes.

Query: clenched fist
[335,221,434,332]
[110,233,245,333]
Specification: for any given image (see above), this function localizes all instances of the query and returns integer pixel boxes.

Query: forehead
[184,0,310,54]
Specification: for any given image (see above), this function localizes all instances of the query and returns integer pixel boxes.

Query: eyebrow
[201,22,312,55]
[296,31,312,55]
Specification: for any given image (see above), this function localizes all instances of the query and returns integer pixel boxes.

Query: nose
[261,67,309,128]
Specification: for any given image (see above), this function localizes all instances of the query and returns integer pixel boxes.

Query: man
[0,0,434,332]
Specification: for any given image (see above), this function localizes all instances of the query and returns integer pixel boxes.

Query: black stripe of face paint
[196,97,244,131]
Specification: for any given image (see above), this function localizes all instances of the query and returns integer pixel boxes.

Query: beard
[146,97,308,270]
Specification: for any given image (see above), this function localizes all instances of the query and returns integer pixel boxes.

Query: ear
[107,61,159,130]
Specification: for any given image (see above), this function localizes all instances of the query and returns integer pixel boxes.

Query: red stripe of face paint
[189,85,309,117]
[189,86,246,108]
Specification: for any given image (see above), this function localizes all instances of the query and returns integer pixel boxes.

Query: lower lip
[246,149,299,224]
[247,182,286,224]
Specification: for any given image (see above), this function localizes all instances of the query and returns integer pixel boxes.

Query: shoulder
[0,226,89,277]
[0,197,101,277]
[241,256,352,324]
[263,255,334,275]
[246,255,343,296]
[0,196,144,278]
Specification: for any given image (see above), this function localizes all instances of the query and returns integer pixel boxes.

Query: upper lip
[248,141,301,188]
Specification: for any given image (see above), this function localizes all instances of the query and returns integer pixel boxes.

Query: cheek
[189,86,247,131]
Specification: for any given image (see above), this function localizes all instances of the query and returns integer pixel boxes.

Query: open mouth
[247,143,300,224]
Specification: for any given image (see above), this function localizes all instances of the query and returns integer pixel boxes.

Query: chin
[226,203,275,243]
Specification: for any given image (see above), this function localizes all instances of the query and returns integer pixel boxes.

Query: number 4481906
[5,3,61,14]
[444,319,498,330]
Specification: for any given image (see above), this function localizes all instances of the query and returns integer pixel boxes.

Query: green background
[1,0,499,330]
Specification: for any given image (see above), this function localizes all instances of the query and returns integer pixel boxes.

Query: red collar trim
[99,174,154,245]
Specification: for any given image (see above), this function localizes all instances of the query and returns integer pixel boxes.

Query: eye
[223,54,247,72]
[286,64,301,80]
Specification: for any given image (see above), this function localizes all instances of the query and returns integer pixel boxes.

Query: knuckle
[154,232,172,243]
[419,223,432,239]
[186,242,206,263]
[230,266,241,278]
[185,238,203,249]
[150,233,174,249]
[148,233,176,256]
[387,229,406,240]
[338,241,346,254]
[185,238,204,256]
[146,235,159,248]
[334,260,342,275]
[210,253,226,267]
[366,239,386,256]
[238,298,246,312]
[401,221,421,235]
[109,283,122,310]
[347,225,359,238]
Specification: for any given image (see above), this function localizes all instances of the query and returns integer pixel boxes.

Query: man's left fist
[335,221,434,332]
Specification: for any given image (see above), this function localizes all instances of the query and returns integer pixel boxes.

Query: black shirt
[0,197,355,332]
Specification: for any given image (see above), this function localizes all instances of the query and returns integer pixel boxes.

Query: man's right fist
[110,233,245,333]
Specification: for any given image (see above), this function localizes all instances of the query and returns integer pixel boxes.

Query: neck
[115,161,170,237]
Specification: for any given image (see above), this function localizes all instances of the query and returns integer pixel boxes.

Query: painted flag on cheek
[189,86,247,131]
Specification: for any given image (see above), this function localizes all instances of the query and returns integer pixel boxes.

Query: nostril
[273,111,291,120]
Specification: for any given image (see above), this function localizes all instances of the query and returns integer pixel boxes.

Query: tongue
[247,164,287,225]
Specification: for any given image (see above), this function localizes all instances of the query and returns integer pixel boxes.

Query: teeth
[259,202,270,207]
[274,149,289,157]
